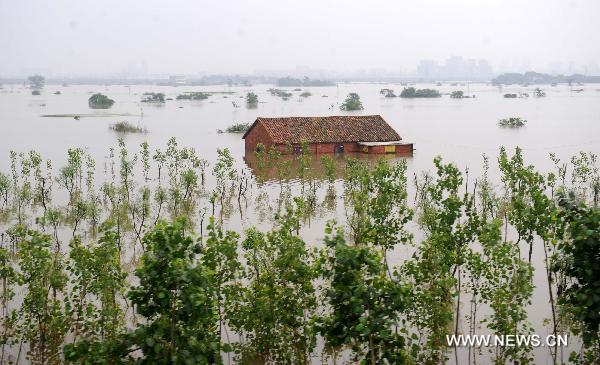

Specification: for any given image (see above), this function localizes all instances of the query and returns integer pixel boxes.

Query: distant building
[168,75,186,86]
[417,60,438,80]
[242,115,413,155]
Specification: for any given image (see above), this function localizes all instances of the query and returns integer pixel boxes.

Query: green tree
[228,200,318,364]
[28,75,45,89]
[340,93,364,111]
[88,94,115,109]
[319,223,409,364]
[553,194,600,364]
[450,90,464,99]
[245,92,259,106]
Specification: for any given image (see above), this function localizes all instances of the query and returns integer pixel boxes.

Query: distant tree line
[492,71,600,85]
[276,76,335,87]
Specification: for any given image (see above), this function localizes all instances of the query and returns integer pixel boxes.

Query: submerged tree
[65,218,223,364]
[498,117,527,128]
[27,75,45,89]
[553,194,600,364]
[340,93,364,111]
[88,93,115,109]
[450,90,464,98]
[245,92,259,107]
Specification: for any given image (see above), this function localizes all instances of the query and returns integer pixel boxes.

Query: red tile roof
[242,115,401,144]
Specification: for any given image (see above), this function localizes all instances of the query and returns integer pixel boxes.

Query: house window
[293,145,302,155]
[335,144,345,153]
[384,145,396,153]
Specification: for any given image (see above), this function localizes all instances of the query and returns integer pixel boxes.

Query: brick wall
[396,144,414,155]
[244,123,273,152]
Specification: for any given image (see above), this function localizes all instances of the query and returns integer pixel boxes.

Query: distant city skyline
[8,56,600,81]
[1,0,599,78]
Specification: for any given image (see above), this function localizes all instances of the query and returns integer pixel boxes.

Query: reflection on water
[243,151,410,182]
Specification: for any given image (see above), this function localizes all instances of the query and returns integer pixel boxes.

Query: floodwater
[1,82,599,364]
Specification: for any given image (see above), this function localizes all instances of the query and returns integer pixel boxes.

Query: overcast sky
[1,0,599,76]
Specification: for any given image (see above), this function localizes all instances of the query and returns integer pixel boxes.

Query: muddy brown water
[1,82,599,364]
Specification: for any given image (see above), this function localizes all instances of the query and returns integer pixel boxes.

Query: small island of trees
[267,88,292,100]
[340,93,364,111]
[217,122,251,134]
[88,93,115,109]
[450,91,464,99]
[399,87,441,98]
[534,88,546,97]
[27,75,45,90]
[498,117,527,128]
[176,92,210,100]
[276,76,335,87]
[246,92,259,106]
[380,88,397,97]
[141,92,165,103]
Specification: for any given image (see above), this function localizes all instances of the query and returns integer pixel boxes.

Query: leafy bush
[28,74,45,89]
[340,92,364,110]
[450,90,464,98]
[218,122,251,134]
[534,88,546,97]
[31,90,41,95]
[498,117,527,128]
[88,93,115,109]
[246,92,259,105]
[503,93,518,98]
[267,88,292,99]
[299,91,311,97]
[399,87,441,98]
[109,121,147,134]
[141,92,165,103]
[553,195,600,346]
[176,92,210,100]
[380,88,397,97]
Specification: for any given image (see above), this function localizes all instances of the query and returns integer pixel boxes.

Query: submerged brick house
[242,115,413,155]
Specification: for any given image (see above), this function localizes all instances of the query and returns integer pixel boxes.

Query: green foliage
[28,75,45,89]
[534,88,547,97]
[553,195,600,349]
[0,139,598,364]
[88,93,115,109]
[379,88,396,97]
[176,92,210,100]
[141,92,165,103]
[400,87,441,98]
[14,227,69,364]
[219,122,250,134]
[228,199,318,363]
[109,121,147,134]
[267,88,293,99]
[450,90,464,98]
[319,223,409,364]
[130,218,222,363]
[498,117,527,128]
[276,76,334,87]
[66,227,126,345]
[320,155,336,184]
[340,92,364,111]
[245,92,259,105]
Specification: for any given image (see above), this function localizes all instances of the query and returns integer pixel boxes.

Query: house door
[335,144,344,153]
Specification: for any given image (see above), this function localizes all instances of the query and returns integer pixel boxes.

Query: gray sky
[1,0,599,76]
